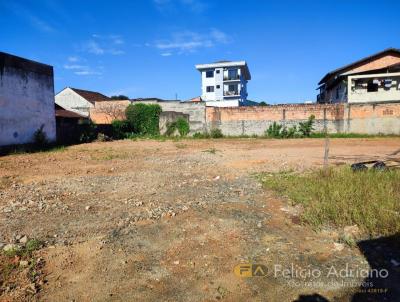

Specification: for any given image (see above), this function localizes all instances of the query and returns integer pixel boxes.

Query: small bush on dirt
[193,132,210,139]
[210,128,223,138]
[125,103,162,136]
[166,118,190,137]
[79,121,97,143]
[265,115,315,138]
[298,115,315,137]
[259,167,400,236]
[111,120,132,139]
[33,125,48,147]
[266,122,283,138]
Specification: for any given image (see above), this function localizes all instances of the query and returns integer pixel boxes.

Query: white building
[195,61,251,107]
[0,52,56,146]
[55,87,110,117]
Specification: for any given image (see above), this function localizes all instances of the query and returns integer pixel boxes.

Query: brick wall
[206,102,400,135]
[90,100,400,136]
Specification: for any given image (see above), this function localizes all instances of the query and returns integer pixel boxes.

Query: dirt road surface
[1,138,399,301]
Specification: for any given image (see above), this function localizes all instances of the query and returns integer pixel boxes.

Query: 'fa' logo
[234,263,268,277]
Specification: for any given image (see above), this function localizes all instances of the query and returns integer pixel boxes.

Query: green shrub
[111,120,131,139]
[33,125,48,147]
[265,116,315,138]
[265,122,283,138]
[210,128,223,138]
[125,103,162,135]
[166,118,190,137]
[298,115,315,137]
[79,121,97,143]
[193,132,210,139]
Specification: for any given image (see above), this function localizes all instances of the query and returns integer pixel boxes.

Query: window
[228,84,236,92]
[335,87,340,99]
[367,79,379,92]
[216,70,220,74]
[216,85,220,89]
[228,69,238,80]
[206,70,214,78]
[206,86,214,92]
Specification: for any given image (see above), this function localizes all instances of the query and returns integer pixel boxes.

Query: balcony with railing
[224,90,240,97]
[223,74,240,81]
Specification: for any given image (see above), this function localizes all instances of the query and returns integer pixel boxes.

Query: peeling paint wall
[0,53,56,146]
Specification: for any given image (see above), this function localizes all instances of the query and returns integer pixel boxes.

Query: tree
[259,101,268,106]
[92,102,127,123]
[110,95,129,100]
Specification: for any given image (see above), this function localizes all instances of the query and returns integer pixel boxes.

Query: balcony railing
[224,90,239,96]
[223,74,240,81]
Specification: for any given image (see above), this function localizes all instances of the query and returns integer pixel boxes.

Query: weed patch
[259,167,400,236]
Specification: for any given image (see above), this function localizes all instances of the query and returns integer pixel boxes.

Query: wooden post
[323,108,330,171]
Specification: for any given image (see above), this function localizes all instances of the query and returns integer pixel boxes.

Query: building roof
[185,96,203,103]
[55,104,86,119]
[318,48,400,85]
[0,51,53,76]
[195,60,251,80]
[131,97,180,102]
[69,87,111,104]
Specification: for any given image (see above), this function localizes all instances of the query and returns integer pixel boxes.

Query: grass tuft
[259,167,400,236]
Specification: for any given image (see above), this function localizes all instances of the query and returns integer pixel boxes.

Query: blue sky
[1,0,399,103]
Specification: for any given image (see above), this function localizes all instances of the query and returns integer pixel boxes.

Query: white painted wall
[348,72,400,103]
[197,63,250,106]
[55,88,93,117]
[0,61,56,146]
[205,100,239,107]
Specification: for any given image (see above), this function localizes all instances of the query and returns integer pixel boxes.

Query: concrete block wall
[0,52,56,146]
[158,102,206,134]
[90,101,206,134]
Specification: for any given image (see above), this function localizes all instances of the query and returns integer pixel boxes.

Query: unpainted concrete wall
[90,101,206,134]
[0,54,56,146]
[159,111,189,135]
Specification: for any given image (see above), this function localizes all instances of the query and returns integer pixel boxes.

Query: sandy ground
[0,138,399,302]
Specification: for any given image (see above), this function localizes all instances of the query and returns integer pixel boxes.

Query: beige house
[317,48,400,104]
[55,87,111,117]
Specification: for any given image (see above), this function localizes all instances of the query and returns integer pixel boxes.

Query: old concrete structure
[0,52,56,146]
[317,48,400,104]
[55,87,110,117]
[90,100,206,134]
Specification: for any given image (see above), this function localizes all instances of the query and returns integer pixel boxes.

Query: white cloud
[152,29,231,55]
[85,40,105,55]
[83,34,125,55]
[74,70,102,76]
[67,56,79,62]
[63,64,87,70]
[3,2,56,33]
[63,61,102,76]
[161,52,172,57]
[153,0,207,13]
[180,0,206,13]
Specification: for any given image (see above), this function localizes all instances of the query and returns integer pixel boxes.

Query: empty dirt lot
[0,138,399,302]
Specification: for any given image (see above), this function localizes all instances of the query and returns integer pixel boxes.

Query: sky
[1,0,399,104]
